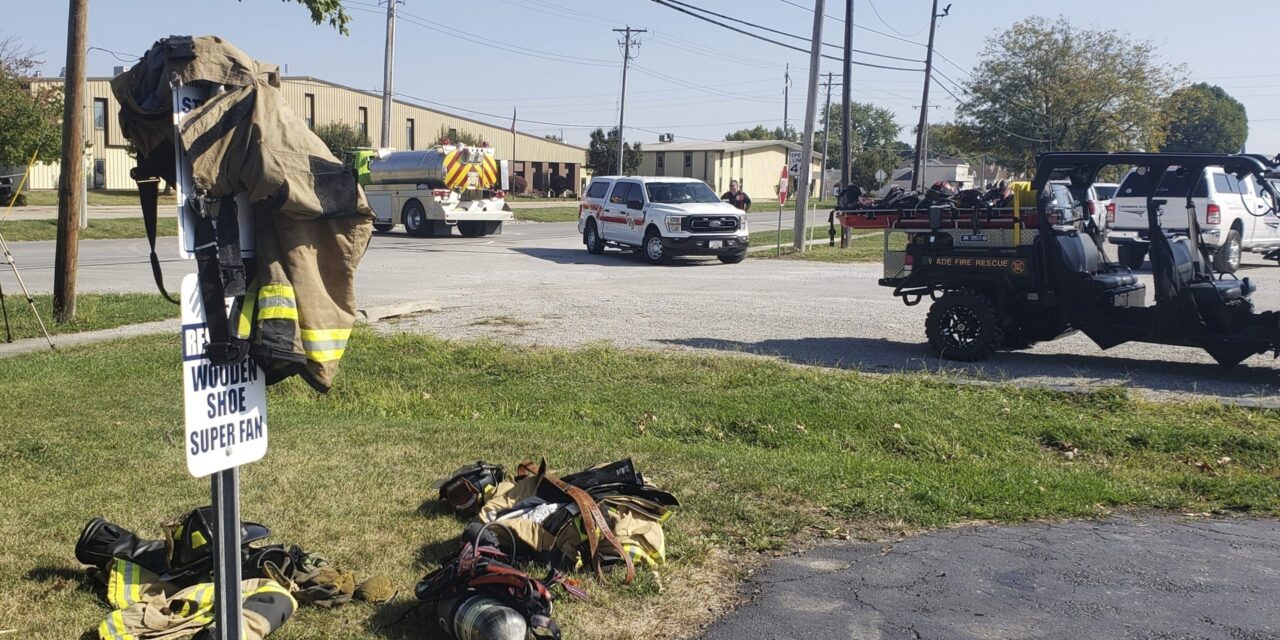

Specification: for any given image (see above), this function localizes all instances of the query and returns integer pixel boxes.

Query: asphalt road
[3,217,1278,403]
[701,516,1280,640]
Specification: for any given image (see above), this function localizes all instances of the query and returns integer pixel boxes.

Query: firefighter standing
[721,180,752,212]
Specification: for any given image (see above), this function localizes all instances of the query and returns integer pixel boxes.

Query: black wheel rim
[939,305,981,350]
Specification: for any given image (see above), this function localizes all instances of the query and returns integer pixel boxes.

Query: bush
[510,174,528,194]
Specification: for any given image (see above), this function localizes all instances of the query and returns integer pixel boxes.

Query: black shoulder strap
[132,170,179,304]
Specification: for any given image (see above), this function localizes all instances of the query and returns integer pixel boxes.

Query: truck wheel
[1212,229,1242,273]
[1117,245,1147,270]
[925,289,1003,362]
[402,200,432,237]
[718,251,746,264]
[643,229,669,265]
[373,223,395,233]
[458,221,487,237]
[584,219,605,254]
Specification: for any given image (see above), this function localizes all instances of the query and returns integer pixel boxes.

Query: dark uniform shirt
[722,190,752,211]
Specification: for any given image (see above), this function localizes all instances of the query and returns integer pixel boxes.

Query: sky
[7,0,1280,157]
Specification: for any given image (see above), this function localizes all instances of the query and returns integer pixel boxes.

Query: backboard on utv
[836,152,1280,367]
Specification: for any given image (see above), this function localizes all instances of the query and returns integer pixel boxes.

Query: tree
[438,125,484,146]
[817,101,901,191]
[313,122,370,158]
[955,16,1183,170]
[585,128,642,175]
[1160,84,1248,153]
[241,0,354,34]
[0,38,62,171]
[544,133,564,142]
[725,124,794,141]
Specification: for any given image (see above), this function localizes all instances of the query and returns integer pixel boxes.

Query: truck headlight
[666,216,684,233]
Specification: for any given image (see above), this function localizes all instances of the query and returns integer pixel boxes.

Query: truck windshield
[1116,168,1209,199]
[646,182,719,204]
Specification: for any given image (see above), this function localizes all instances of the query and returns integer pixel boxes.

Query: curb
[357,299,440,323]
[0,318,178,360]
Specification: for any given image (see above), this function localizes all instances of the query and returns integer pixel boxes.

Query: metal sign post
[175,79,266,640]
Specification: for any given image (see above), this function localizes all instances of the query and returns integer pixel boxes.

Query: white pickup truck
[1107,165,1280,272]
[578,176,750,264]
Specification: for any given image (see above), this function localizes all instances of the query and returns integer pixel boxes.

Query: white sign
[788,150,803,176]
[181,273,268,478]
[875,169,887,182]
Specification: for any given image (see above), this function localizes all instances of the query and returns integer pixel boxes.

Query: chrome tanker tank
[365,146,496,189]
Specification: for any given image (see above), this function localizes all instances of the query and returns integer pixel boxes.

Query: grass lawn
[16,190,176,207]
[512,206,580,223]
[750,227,884,263]
[0,293,177,341]
[2,331,1279,639]
[0,217,177,242]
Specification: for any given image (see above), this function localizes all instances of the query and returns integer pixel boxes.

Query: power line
[931,78,1051,143]
[660,0,923,63]
[649,0,924,72]
[87,46,138,63]
[775,0,926,46]
[865,0,926,38]
[395,9,619,68]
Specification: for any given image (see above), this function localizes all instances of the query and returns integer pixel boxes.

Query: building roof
[643,139,822,158]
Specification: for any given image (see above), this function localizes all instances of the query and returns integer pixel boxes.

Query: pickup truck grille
[684,215,740,233]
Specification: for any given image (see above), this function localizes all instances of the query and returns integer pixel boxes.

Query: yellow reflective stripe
[108,560,141,608]
[237,284,258,338]
[258,306,298,321]
[300,328,351,342]
[306,348,346,363]
[127,561,142,605]
[99,610,135,640]
[257,284,295,300]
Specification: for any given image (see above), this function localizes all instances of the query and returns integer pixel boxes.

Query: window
[587,180,611,199]
[92,98,107,131]
[655,153,665,176]
[646,181,718,204]
[683,152,693,168]
[1118,168,1208,199]
[358,107,368,138]
[1213,174,1235,195]
[304,93,315,130]
[608,182,632,205]
[406,118,415,150]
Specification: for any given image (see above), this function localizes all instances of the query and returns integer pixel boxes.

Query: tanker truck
[351,142,513,237]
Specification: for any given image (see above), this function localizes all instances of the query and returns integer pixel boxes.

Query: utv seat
[1056,232,1137,289]
[1167,236,1255,303]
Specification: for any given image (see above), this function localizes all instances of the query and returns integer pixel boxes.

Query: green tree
[955,16,1183,170]
[313,122,369,158]
[818,101,901,190]
[437,125,483,146]
[725,124,795,141]
[0,38,62,171]
[1160,83,1248,153]
[585,128,642,175]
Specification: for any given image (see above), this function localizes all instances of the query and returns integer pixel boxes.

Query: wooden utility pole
[791,0,825,252]
[379,0,399,148]
[839,0,853,248]
[911,0,947,193]
[54,0,88,323]
[613,26,646,176]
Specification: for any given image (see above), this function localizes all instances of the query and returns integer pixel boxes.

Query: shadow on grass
[24,565,98,595]
[364,597,444,640]
[659,335,1280,402]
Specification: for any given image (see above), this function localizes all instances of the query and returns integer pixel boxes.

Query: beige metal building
[638,139,823,204]
[17,75,587,194]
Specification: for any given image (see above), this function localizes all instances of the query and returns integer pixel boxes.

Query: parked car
[1107,166,1278,271]
[578,176,750,264]
[1088,182,1118,233]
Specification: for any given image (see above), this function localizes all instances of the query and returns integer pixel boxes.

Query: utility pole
[839,0,853,248]
[379,0,400,148]
[911,0,948,192]
[783,63,790,140]
[54,0,88,323]
[791,0,825,252]
[815,71,833,245]
[613,26,646,175]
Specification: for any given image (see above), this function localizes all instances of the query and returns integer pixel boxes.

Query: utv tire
[584,220,605,254]
[1212,229,1242,273]
[718,251,747,264]
[925,289,1003,362]
[402,200,432,237]
[1117,244,1147,270]
[373,223,395,233]
[643,229,669,265]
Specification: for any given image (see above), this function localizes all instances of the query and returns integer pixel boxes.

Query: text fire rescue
[184,325,264,456]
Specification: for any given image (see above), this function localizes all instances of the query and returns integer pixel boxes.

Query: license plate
[709,240,722,249]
